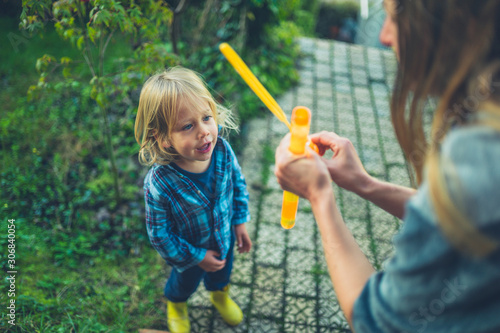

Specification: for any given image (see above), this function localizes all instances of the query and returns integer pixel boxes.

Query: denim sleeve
[225,140,251,225]
[352,194,455,333]
[352,126,500,333]
[144,172,206,273]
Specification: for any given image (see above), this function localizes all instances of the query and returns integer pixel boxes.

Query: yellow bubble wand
[280,106,312,229]
[219,43,291,129]
[219,43,314,229]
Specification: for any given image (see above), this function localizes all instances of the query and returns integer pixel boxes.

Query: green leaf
[60,57,72,65]
[63,29,75,39]
[77,36,84,50]
[35,58,43,72]
[62,67,71,78]
[54,21,62,31]
[88,25,97,43]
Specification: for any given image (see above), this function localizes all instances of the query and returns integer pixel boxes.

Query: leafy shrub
[1,0,316,266]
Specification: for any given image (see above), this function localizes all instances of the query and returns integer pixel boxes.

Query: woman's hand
[234,223,252,253]
[274,133,332,202]
[198,250,226,272]
[309,131,372,195]
[311,131,415,218]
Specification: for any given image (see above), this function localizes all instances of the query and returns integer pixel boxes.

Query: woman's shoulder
[419,124,500,227]
[441,125,500,191]
[442,124,500,162]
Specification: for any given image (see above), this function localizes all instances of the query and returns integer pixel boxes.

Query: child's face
[168,97,218,172]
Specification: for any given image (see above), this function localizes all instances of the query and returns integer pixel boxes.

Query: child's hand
[198,250,226,272]
[234,224,252,253]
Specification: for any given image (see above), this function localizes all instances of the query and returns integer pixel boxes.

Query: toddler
[135,67,252,333]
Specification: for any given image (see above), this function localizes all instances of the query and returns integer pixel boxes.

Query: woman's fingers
[275,135,331,200]
[309,131,342,152]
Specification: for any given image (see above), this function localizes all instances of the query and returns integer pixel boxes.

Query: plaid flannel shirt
[143,137,250,273]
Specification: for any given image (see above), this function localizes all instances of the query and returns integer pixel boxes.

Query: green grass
[2,229,171,332]
[0,14,167,331]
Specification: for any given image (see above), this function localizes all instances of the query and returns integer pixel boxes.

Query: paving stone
[252,282,284,316]
[188,305,213,332]
[285,271,316,297]
[189,289,212,307]
[317,84,333,99]
[214,320,250,333]
[284,323,319,333]
[297,37,315,51]
[247,317,283,332]
[298,71,314,87]
[363,147,385,176]
[256,240,285,267]
[233,252,254,285]
[388,164,412,187]
[255,265,285,292]
[317,276,349,328]
[287,249,316,273]
[287,224,316,252]
[270,117,290,137]
[230,284,252,313]
[315,51,331,66]
[300,56,315,70]
[258,221,286,246]
[259,192,283,223]
[351,68,369,86]
[316,63,332,81]
[284,296,316,326]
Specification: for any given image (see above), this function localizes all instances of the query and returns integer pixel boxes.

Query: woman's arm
[309,186,375,326]
[310,131,416,219]
[275,134,375,326]
[357,176,416,219]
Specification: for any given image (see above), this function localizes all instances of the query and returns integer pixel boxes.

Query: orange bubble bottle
[280,106,312,229]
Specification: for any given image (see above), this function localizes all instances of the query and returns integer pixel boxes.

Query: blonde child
[135,67,252,333]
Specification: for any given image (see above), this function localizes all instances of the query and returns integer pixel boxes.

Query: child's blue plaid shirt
[143,137,250,273]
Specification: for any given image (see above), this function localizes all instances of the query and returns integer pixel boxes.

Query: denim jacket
[353,124,500,333]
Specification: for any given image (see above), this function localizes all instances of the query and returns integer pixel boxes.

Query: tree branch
[171,0,190,54]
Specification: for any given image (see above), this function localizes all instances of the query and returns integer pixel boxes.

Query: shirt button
[197,190,201,194]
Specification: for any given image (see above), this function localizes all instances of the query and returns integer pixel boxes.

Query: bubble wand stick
[219,43,291,129]
[219,43,315,229]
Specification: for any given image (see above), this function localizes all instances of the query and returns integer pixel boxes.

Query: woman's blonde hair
[134,66,238,166]
[391,0,500,256]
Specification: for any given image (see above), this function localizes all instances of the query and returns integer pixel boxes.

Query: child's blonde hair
[134,66,238,166]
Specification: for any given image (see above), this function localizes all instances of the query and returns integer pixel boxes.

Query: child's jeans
[164,239,234,302]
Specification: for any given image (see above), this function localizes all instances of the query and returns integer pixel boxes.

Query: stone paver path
[187,37,410,332]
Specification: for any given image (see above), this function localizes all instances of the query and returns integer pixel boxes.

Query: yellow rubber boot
[209,284,243,326]
[167,300,190,333]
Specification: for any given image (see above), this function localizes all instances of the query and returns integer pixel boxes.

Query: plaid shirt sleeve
[224,140,251,225]
[144,169,207,273]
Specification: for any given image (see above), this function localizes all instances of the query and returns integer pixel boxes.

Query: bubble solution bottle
[280,106,312,229]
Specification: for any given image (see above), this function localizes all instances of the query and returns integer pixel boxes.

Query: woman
[275,1,500,332]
